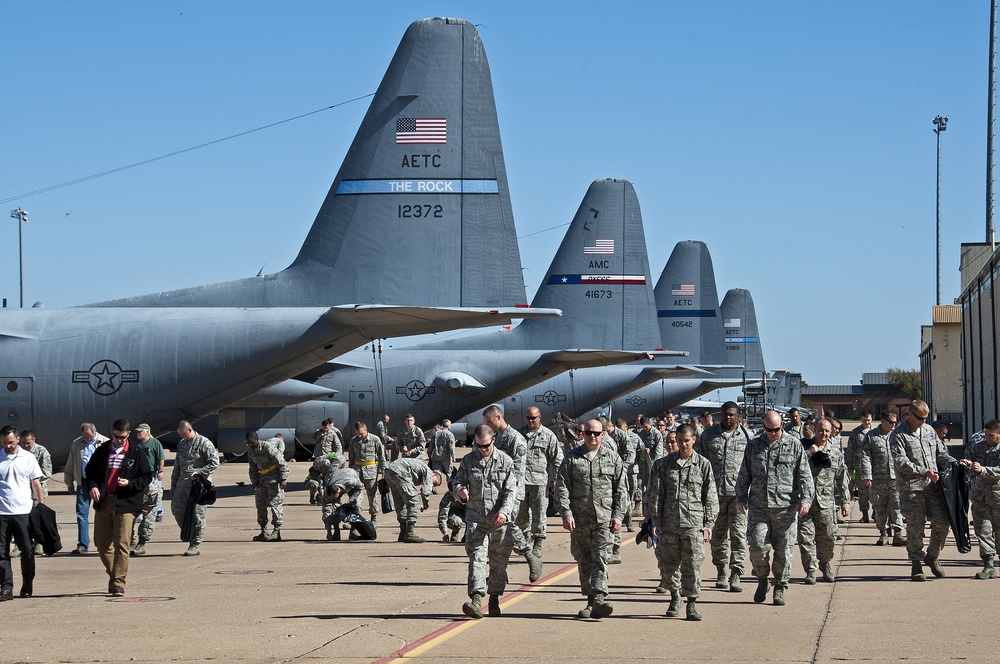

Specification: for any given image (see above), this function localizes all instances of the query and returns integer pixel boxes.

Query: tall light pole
[10,207,28,308]
[933,115,948,306]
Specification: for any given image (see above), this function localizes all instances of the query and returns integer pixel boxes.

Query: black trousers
[0,513,34,592]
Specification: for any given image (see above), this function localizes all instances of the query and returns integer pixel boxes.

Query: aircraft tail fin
[89,18,523,308]
[653,241,727,365]
[720,288,766,374]
[516,178,660,350]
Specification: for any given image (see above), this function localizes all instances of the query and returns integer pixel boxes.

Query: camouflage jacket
[247,439,288,485]
[966,440,1000,504]
[395,425,426,460]
[522,424,563,486]
[556,444,627,525]
[171,434,219,487]
[493,425,528,500]
[325,467,363,501]
[454,448,516,526]
[859,427,896,482]
[348,433,386,481]
[636,427,664,464]
[427,428,456,464]
[384,457,434,499]
[695,423,751,496]
[846,424,873,471]
[804,439,849,510]
[646,451,719,530]
[735,431,815,510]
[890,421,955,492]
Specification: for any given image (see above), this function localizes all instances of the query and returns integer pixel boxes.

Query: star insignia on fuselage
[72,360,139,396]
[626,395,646,408]
[395,379,436,402]
[534,390,567,407]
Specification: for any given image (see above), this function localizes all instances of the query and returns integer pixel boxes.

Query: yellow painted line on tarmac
[374,531,637,663]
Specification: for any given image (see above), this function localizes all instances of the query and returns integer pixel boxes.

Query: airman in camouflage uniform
[246,432,288,541]
[860,411,904,546]
[648,424,718,620]
[736,410,815,606]
[438,477,467,542]
[796,419,850,584]
[394,414,426,461]
[383,457,440,543]
[557,419,627,620]
[636,415,664,506]
[695,401,751,592]
[348,421,387,522]
[324,466,364,540]
[428,420,457,483]
[602,418,633,556]
[454,424,517,618]
[517,407,563,558]
[784,408,805,440]
[313,419,345,463]
[170,421,220,556]
[890,400,956,581]
[483,405,542,582]
[961,419,1000,579]
[846,411,874,522]
[619,420,642,522]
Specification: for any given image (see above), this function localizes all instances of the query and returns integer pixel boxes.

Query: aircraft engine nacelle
[433,371,487,396]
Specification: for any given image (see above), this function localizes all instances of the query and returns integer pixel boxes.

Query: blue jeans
[76,486,92,550]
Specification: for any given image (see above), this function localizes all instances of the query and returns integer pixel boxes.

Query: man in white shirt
[0,425,44,600]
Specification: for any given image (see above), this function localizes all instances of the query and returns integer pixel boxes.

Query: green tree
[886,367,922,400]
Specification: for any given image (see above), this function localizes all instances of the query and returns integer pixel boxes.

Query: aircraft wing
[323,305,560,340]
[226,380,337,408]
[635,365,714,380]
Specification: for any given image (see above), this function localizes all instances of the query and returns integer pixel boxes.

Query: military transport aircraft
[208,178,693,447]
[586,242,767,422]
[5,18,565,464]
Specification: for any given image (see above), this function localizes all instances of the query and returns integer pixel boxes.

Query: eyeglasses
[112,434,129,440]
[475,443,493,449]
[582,430,603,437]
[526,416,539,421]
[910,413,928,421]
[763,425,782,433]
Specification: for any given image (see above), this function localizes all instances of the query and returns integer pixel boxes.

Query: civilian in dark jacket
[84,419,152,597]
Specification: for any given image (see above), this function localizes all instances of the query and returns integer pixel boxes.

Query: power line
[0,93,375,206]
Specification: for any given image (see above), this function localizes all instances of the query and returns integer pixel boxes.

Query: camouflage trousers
[710,495,747,574]
[569,515,613,598]
[255,480,284,529]
[385,472,421,526]
[656,525,705,598]
[507,498,531,554]
[747,506,799,588]
[170,480,207,544]
[464,521,513,598]
[797,502,837,574]
[358,476,378,520]
[305,478,322,503]
[870,479,903,534]
[515,484,549,542]
[971,499,1000,559]
[849,469,870,512]
[131,479,163,545]
[899,488,950,562]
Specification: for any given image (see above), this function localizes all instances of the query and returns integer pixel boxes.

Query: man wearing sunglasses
[517,407,562,561]
[84,419,152,597]
[557,420,627,619]
[889,399,956,581]
[735,410,814,606]
[454,424,517,619]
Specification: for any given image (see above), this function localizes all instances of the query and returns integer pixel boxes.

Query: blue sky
[1,2,989,385]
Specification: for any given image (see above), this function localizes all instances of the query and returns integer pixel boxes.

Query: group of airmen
[13,396,996,617]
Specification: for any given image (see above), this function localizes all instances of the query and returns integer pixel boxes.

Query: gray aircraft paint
[655,240,728,366]
[2,304,552,467]
[229,179,692,447]
[412,179,734,424]
[5,18,565,464]
[87,18,523,309]
[720,288,766,374]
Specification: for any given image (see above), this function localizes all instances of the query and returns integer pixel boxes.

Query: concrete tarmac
[5,455,994,663]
